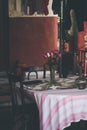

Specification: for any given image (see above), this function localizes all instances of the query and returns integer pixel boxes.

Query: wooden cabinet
[9,16,58,66]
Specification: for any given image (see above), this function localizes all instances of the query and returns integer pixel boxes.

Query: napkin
[32,83,48,90]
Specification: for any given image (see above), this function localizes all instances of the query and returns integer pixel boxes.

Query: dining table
[20,76,87,130]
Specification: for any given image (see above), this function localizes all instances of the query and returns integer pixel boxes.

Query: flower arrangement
[44,51,58,86]
[44,51,58,69]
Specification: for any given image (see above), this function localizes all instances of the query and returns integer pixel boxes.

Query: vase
[49,67,56,86]
[75,76,86,89]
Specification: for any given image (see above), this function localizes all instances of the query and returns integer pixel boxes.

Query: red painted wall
[78,21,87,50]
[9,16,58,66]
[78,31,85,50]
[84,21,87,33]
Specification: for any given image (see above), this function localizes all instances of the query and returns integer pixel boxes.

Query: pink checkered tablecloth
[25,87,87,130]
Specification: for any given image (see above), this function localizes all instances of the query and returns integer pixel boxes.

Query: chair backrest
[7,72,31,108]
[14,64,46,80]
[27,65,46,80]
[7,72,23,114]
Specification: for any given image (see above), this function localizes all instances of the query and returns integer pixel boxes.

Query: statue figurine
[68,9,78,52]
[47,0,53,15]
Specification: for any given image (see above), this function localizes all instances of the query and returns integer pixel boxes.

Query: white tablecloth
[24,86,87,130]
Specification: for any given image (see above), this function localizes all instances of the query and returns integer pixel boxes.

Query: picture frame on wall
[8,0,54,17]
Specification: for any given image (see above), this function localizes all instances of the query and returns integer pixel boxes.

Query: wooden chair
[9,72,40,130]
[0,72,27,130]
[20,65,46,80]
